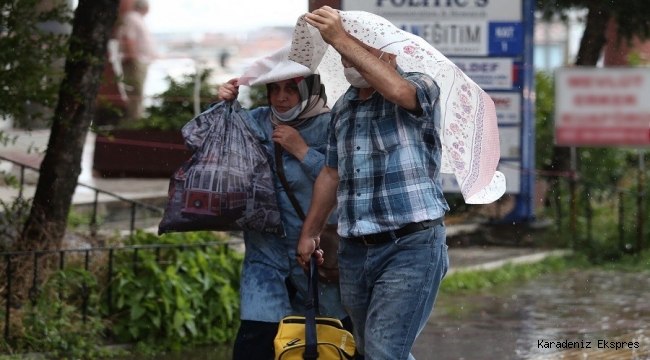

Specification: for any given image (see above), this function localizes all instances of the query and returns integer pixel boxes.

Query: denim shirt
[237,106,347,322]
[244,106,335,242]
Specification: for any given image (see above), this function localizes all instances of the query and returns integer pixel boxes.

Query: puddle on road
[415,270,650,360]
[117,270,650,360]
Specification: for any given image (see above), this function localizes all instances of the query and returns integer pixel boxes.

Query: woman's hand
[273,125,309,161]
[217,78,239,102]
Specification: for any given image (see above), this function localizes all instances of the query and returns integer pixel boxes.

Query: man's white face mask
[344,52,386,88]
[343,67,371,88]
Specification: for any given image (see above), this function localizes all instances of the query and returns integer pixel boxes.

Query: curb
[447,249,573,275]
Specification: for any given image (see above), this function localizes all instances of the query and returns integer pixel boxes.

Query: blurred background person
[118,0,157,124]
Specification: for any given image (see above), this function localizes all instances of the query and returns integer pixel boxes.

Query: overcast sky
[146,0,309,34]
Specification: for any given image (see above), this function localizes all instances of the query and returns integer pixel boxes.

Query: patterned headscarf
[288,10,506,204]
[238,45,330,127]
[267,73,329,127]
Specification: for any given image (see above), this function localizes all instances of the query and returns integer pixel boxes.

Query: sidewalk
[0,129,170,205]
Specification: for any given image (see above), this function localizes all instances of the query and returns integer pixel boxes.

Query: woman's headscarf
[238,44,330,127]
[268,73,329,127]
[287,10,506,205]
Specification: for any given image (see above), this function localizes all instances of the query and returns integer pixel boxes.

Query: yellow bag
[274,316,355,359]
[274,255,355,359]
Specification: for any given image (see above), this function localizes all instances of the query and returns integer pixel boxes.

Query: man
[296,6,450,360]
[118,0,157,123]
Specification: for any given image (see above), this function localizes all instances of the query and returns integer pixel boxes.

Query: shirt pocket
[371,116,402,153]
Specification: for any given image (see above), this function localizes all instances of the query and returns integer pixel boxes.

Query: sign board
[489,22,523,56]
[342,0,521,20]
[499,126,521,158]
[342,0,523,56]
[555,67,650,146]
[450,57,513,89]
[490,92,521,125]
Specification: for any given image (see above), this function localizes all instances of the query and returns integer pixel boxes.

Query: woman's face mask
[271,103,302,122]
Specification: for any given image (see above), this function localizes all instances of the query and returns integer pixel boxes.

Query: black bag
[158,100,284,235]
[275,144,339,284]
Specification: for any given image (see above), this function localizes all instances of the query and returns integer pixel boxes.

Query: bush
[0,231,244,356]
[1,269,107,357]
[105,231,243,351]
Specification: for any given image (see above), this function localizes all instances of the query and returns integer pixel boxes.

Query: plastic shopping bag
[158,100,284,236]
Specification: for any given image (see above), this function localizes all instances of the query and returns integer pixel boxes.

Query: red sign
[555,68,650,147]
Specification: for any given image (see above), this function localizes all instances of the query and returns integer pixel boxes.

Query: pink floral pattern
[288,10,505,204]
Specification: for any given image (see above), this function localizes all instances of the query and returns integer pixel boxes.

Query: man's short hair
[134,0,149,10]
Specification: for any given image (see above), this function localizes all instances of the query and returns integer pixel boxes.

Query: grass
[440,250,650,294]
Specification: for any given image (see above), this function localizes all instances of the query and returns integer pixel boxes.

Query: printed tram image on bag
[158,100,284,235]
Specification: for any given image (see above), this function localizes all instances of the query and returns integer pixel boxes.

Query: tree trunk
[8,0,119,304]
[551,4,611,180]
[575,4,611,66]
[20,0,120,248]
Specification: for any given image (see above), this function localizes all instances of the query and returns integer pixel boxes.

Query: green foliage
[536,0,650,42]
[534,71,555,172]
[626,50,650,66]
[440,255,572,293]
[0,196,32,251]
[128,70,216,131]
[576,147,631,194]
[0,0,73,125]
[1,269,108,357]
[67,207,91,229]
[106,231,243,351]
[1,231,243,356]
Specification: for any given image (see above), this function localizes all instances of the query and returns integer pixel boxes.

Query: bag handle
[276,144,322,359]
[303,254,320,360]
[274,143,307,221]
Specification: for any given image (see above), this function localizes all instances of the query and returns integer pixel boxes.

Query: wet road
[413,269,650,359]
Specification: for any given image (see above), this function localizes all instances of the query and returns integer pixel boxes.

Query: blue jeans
[338,224,449,360]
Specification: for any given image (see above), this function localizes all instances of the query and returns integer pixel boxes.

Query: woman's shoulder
[300,112,330,131]
[298,113,331,143]
[305,112,331,125]
[248,106,271,118]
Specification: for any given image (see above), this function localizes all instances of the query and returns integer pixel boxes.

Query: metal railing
[1,154,248,343]
[0,154,164,236]
[542,174,647,253]
[1,240,243,342]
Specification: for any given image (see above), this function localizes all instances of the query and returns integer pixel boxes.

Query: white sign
[450,57,513,89]
[341,0,522,21]
[489,92,521,125]
[395,20,487,56]
[499,126,520,158]
[555,67,650,146]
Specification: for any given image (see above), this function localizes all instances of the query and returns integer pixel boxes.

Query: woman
[218,51,350,360]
